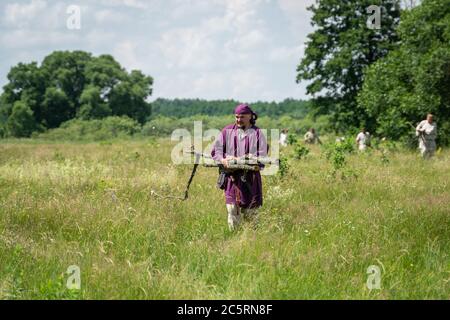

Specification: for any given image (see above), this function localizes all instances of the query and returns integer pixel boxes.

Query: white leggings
[226,204,259,231]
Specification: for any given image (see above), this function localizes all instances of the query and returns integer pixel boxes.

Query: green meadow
[0,139,449,299]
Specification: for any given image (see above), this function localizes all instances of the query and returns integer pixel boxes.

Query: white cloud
[277,0,314,17]
[156,0,270,71]
[100,0,150,9]
[0,29,79,49]
[192,72,227,98]
[113,41,142,71]
[3,0,47,28]
[94,9,128,25]
[230,68,267,99]
[223,0,267,36]
[157,27,216,69]
[154,68,275,102]
[277,0,315,40]
[169,0,223,20]
[225,29,267,52]
[0,0,311,101]
[268,45,304,62]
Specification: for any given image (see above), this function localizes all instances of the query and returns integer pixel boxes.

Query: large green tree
[0,62,47,125]
[41,51,92,119]
[78,85,111,120]
[41,87,73,128]
[109,70,153,123]
[0,51,153,137]
[297,0,401,132]
[358,0,450,146]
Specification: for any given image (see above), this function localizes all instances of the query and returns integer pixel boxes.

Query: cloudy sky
[0,0,315,102]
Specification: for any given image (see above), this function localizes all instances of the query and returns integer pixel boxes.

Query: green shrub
[37,116,141,141]
[322,137,356,179]
[5,101,38,137]
[278,156,290,178]
[293,144,310,160]
[287,133,298,145]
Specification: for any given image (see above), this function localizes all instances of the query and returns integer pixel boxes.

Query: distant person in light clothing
[356,128,371,151]
[280,129,288,147]
[416,114,437,159]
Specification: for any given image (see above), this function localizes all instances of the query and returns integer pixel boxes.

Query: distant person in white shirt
[356,128,371,151]
[416,114,437,159]
[280,129,288,147]
[304,128,322,144]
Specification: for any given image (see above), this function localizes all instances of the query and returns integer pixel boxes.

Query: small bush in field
[278,156,289,178]
[36,116,141,141]
[287,133,298,145]
[323,137,356,178]
[293,144,310,160]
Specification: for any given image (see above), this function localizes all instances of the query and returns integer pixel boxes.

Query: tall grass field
[0,138,449,299]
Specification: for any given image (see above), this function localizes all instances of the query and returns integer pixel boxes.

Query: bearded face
[235,113,252,129]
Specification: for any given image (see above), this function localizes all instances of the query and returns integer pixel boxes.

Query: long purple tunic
[211,124,268,209]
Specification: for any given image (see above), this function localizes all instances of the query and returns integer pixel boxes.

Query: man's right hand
[221,156,237,168]
[221,158,229,168]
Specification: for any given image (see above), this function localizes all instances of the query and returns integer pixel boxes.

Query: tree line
[150,98,311,119]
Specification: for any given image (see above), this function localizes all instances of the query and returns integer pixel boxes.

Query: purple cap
[234,104,258,124]
[234,104,253,115]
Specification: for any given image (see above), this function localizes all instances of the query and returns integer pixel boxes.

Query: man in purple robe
[211,104,268,231]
